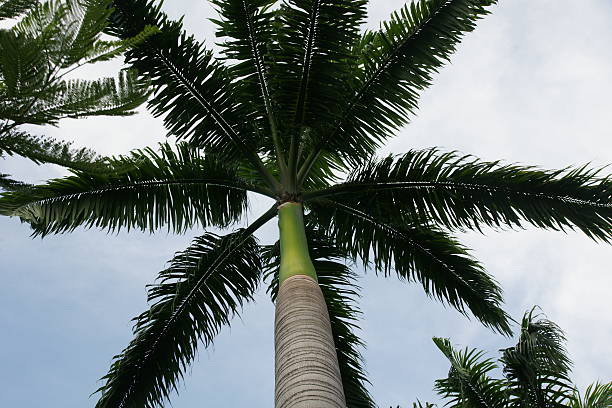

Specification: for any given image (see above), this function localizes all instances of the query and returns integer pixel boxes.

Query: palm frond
[106,0,279,189]
[94,211,272,408]
[299,0,496,174]
[0,29,48,100]
[211,0,284,163]
[0,0,152,127]
[0,0,37,19]
[0,130,113,173]
[308,199,511,334]
[263,225,375,408]
[269,0,367,171]
[75,24,160,66]
[304,150,612,242]
[4,70,150,125]
[433,337,508,408]
[570,382,612,408]
[412,400,435,408]
[501,308,575,408]
[0,143,265,235]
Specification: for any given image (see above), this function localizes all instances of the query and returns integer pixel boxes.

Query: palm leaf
[1,8,151,127]
[14,70,149,125]
[570,382,612,408]
[0,143,265,235]
[106,0,279,189]
[299,0,497,175]
[308,199,511,334]
[211,0,284,164]
[0,130,113,173]
[0,0,37,19]
[500,308,575,408]
[433,337,508,408]
[94,209,274,408]
[0,29,48,100]
[263,225,375,408]
[269,0,367,175]
[304,150,612,242]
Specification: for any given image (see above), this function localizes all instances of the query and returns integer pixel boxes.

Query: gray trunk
[274,274,346,408]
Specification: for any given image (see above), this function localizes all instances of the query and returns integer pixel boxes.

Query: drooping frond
[434,310,609,408]
[433,337,508,408]
[0,143,265,235]
[500,308,575,408]
[105,0,278,189]
[0,0,37,19]
[308,199,511,334]
[94,220,270,408]
[304,150,612,242]
[299,0,497,173]
[0,173,30,191]
[570,382,612,408]
[263,226,375,408]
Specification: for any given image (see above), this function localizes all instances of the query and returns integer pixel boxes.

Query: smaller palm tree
[0,0,153,190]
[433,308,612,408]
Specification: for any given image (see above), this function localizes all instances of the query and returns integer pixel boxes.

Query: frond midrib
[7,177,272,214]
[303,181,612,209]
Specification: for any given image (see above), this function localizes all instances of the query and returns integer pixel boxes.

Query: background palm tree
[0,0,611,407]
[433,308,612,408]
[0,0,153,190]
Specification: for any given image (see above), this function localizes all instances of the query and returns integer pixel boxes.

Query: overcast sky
[1,1,611,407]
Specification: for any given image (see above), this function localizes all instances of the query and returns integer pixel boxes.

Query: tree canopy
[0,0,610,407]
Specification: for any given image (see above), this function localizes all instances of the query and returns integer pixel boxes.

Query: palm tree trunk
[275,202,346,408]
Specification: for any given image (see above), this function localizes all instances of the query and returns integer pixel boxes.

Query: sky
[1,1,611,407]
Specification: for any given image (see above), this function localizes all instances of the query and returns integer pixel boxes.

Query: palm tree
[0,0,610,407]
[0,0,153,190]
[433,308,612,408]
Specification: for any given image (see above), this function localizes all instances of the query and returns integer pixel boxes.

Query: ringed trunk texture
[275,202,346,408]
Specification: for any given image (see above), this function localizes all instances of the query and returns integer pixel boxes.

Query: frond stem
[9,178,275,214]
[116,204,277,407]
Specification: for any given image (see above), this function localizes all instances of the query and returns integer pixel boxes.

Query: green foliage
[570,382,612,408]
[0,0,37,20]
[0,0,151,127]
[0,0,610,406]
[302,0,497,171]
[0,0,153,188]
[0,130,109,171]
[433,309,611,408]
[0,172,30,191]
[434,337,507,408]
[95,228,266,408]
[304,150,612,242]
[500,309,574,408]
